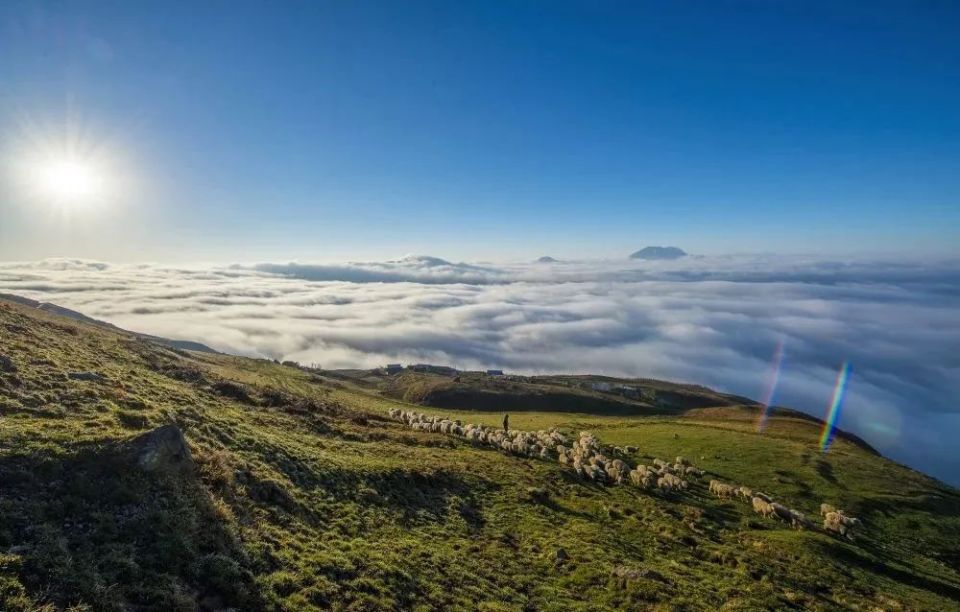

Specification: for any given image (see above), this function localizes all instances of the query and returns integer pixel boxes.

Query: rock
[553,547,568,564]
[130,424,193,473]
[0,354,16,373]
[68,371,106,382]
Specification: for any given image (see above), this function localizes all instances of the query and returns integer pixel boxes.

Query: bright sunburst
[33,157,105,204]
[6,117,127,215]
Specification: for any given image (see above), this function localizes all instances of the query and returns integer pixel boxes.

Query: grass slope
[1,298,959,611]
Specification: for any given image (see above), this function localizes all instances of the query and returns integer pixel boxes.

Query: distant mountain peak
[394,255,453,267]
[536,256,558,263]
[630,246,687,260]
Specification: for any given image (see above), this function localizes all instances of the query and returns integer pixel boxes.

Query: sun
[36,158,104,203]
[16,149,118,214]
[5,117,128,215]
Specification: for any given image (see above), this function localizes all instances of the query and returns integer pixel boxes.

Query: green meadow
[1,298,958,611]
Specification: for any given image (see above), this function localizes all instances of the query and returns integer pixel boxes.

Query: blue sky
[1,1,958,261]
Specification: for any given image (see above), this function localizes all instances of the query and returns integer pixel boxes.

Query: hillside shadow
[815,460,838,485]
[330,465,499,530]
[537,497,595,521]
[856,490,960,520]
[817,539,960,602]
[774,468,814,496]
[0,440,264,611]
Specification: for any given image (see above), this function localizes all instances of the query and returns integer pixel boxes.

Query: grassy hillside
[343,368,876,452]
[378,370,669,416]
[1,297,959,611]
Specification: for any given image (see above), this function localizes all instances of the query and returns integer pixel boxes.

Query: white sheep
[709,480,736,499]
[606,465,624,484]
[752,496,775,518]
[657,473,686,491]
[823,511,861,540]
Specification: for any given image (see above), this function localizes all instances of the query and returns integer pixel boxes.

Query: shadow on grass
[816,538,960,602]
[856,489,960,520]
[536,495,595,521]
[815,460,838,485]
[327,465,499,529]
[0,440,264,611]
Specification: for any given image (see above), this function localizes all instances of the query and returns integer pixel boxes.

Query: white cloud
[1,255,958,484]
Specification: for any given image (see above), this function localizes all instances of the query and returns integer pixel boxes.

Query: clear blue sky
[1,1,958,262]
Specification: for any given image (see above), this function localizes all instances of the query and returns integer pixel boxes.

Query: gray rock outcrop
[130,424,193,473]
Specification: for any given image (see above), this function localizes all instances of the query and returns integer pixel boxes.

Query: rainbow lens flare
[756,339,785,433]
[819,362,852,452]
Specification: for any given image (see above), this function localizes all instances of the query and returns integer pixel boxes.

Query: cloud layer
[2,255,958,485]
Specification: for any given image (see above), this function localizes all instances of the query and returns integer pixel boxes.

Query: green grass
[1,298,959,611]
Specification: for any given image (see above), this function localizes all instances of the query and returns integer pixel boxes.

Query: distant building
[486,369,504,376]
[385,363,403,374]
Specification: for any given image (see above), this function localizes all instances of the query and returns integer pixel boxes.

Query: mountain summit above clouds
[630,246,687,260]
[392,254,455,267]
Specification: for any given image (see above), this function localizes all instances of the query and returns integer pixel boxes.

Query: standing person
[503,413,509,432]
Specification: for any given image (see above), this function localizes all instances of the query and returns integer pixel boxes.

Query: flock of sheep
[703,481,861,539]
[558,431,704,491]
[387,408,862,539]
[390,408,568,458]
[709,480,811,528]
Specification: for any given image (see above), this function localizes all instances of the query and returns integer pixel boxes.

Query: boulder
[0,354,16,373]
[130,424,193,473]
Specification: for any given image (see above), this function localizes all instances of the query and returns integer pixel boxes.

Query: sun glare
[5,117,128,215]
[36,159,103,203]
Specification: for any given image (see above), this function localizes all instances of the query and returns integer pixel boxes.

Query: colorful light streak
[756,339,785,433]
[819,361,852,452]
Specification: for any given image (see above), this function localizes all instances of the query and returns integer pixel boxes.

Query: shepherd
[502,413,509,433]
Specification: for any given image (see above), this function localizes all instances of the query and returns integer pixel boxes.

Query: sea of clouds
[1,254,958,485]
